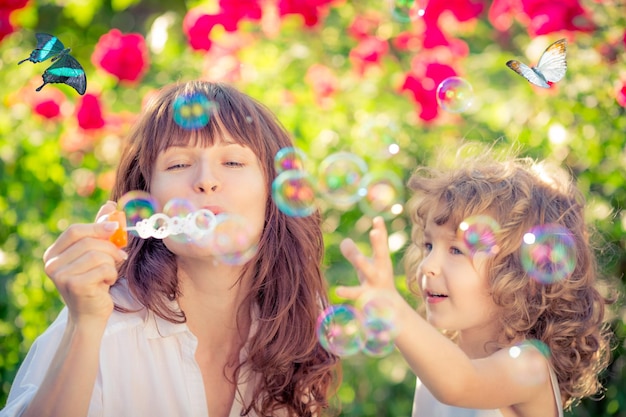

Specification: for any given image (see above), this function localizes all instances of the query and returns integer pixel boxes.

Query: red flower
[1,0,29,10]
[616,82,626,107]
[401,61,457,122]
[0,9,14,42]
[278,0,336,27]
[76,93,105,130]
[349,36,389,76]
[34,99,61,119]
[91,29,149,83]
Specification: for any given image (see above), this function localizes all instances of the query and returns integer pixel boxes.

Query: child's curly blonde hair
[404,149,613,410]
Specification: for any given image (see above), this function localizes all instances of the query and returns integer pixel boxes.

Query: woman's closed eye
[224,161,245,167]
[166,163,190,170]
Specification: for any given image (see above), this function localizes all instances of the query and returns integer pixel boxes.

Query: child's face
[416,215,501,338]
[149,132,267,259]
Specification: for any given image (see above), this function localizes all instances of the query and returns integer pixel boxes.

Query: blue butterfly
[18,32,87,95]
[506,38,567,89]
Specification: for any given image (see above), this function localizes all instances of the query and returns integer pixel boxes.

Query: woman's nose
[194,165,219,193]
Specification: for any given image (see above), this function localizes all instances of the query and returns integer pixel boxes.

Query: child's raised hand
[336,216,399,301]
[43,201,128,328]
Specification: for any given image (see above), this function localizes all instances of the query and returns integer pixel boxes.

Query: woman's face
[149,132,268,261]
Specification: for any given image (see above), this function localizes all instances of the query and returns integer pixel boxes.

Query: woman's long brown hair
[111,81,339,416]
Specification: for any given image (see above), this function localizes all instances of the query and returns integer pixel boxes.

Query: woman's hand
[336,216,400,301]
[42,201,127,327]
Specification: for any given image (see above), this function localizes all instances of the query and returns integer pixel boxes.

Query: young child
[338,150,613,417]
[1,81,339,417]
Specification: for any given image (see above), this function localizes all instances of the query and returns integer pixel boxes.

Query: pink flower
[0,9,14,42]
[521,0,595,35]
[183,10,220,51]
[349,36,389,76]
[401,61,457,122]
[305,64,339,107]
[347,13,381,40]
[616,82,626,107]
[488,0,523,31]
[76,93,105,130]
[91,29,149,83]
[183,2,262,52]
[278,0,336,27]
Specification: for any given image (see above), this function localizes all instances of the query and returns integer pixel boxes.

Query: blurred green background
[0,0,625,416]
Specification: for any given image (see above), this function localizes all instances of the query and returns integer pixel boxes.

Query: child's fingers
[371,217,393,271]
[335,285,366,300]
[340,238,377,281]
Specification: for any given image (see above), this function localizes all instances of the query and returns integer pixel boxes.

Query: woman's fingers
[43,221,120,263]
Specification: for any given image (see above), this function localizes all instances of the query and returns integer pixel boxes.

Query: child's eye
[450,246,464,255]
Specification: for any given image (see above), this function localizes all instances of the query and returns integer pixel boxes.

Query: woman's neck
[176,257,252,351]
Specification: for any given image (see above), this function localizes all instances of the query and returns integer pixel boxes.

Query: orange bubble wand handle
[107,210,128,248]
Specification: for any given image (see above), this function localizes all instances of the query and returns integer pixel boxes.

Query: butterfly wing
[18,33,67,64]
[506,59,550,88]
[535,38,567,83]
[36,54,87,95]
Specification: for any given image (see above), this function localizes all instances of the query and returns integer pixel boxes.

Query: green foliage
[1,0,625,415]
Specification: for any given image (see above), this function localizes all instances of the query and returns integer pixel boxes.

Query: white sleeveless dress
[411,365,564,417]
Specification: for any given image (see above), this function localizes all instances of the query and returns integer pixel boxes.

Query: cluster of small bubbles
[115,191,256,265]
[358,171,405,219]
[436,76,474,113]
[317,293,399,358]
[508,339,551,386]
[389,0,427,22]
[202,213,258,265]
[521,224,576,284]
[172,92,217,130]
[272,147,317,217]
[271,149,405,219]
[318,152,369,207]
[117,191,160,234]
[457,215,500,255]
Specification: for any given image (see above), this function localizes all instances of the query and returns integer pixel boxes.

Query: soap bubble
[521,224,576,284]
[436,76,474,113]
[389,0,427,22]
[274,146,308,174]
[458,215,500,255]
[117,191,160,234]
[172,92,217,130]
[272,170,317,217]
[358,171,404,219]
[358,292,399,357]
[318,152,368,207]
[204,213,258,265]
[317,304,365,357]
